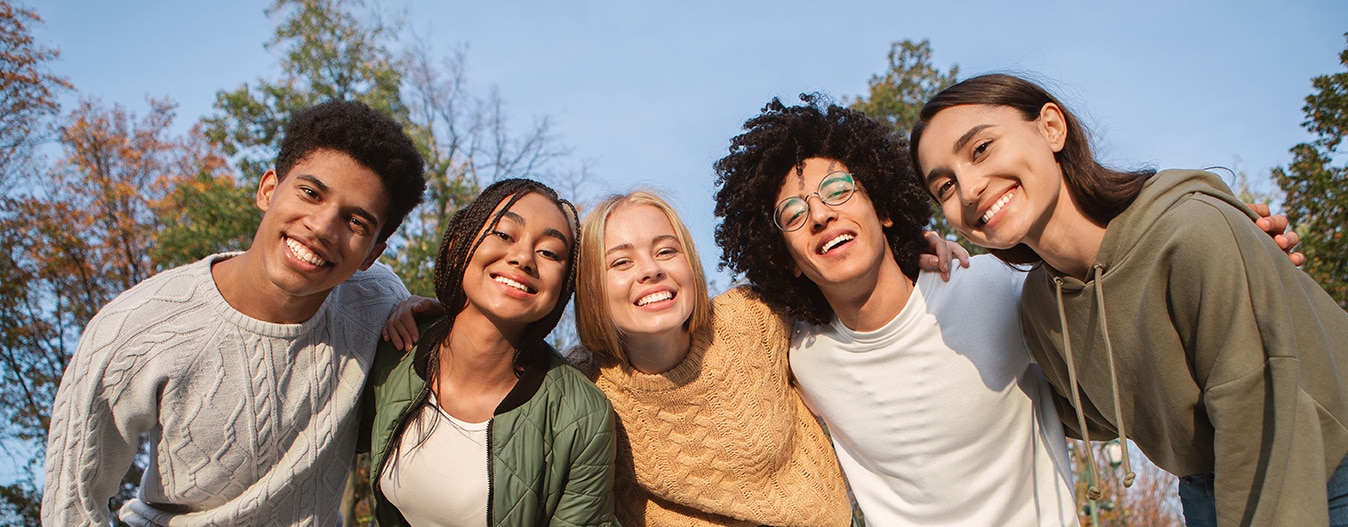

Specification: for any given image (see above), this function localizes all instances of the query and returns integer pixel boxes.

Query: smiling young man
[713,96,1080,526]
[43,100,426,526]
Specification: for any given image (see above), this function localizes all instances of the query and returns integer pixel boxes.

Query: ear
[881,216,894,228]
[1038,102,1068,153]
[256,169,280,212]
[359,241,387,271]
[792,263,802,278]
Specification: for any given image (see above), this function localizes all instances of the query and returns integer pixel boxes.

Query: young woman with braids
[910,73,1348,527]
[364,178,617,526]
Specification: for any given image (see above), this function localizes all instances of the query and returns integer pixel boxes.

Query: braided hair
[413,178,581,382]
[714,94,932,325]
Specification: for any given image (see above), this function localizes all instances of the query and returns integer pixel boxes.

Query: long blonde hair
[575,191,712,366]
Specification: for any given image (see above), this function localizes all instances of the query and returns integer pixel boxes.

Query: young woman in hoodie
[909,73,1348,527]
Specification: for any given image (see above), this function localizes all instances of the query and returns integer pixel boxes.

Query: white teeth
[820,234,854,254]
[286,238,328,266]
[494,275,532,293]
[637,291,673,306]
[981,191,1014,225]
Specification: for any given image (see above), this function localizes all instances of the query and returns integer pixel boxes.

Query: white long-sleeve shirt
[789,255,1078,526]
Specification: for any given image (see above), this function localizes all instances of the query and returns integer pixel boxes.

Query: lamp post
[1103,439,1127,525]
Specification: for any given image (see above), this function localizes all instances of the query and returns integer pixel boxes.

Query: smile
[820,234,854,254]
[286,237,329,267]
[637,290,673,306]
[980,190,1015,226]
[494,275,536,294]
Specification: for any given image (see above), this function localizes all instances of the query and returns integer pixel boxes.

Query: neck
[1027,189,1108,280]
[211,252,327,324]
[623,329,692,374]
[438,308,524,389]
[821,257,914,332]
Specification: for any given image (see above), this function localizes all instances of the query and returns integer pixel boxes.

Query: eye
[655,245,680,259]
[349,217,371,235]
[972,139,992,159]
[490,230,513,242]
[609,257,633,270]
[933,178,956,201]
[299,186,319,200]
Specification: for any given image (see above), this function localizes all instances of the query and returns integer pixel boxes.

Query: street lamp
[1102,439,1128,525]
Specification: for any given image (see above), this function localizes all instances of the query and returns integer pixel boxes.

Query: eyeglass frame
[772,171,857,232]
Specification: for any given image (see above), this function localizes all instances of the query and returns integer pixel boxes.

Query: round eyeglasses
[773,171,856,231]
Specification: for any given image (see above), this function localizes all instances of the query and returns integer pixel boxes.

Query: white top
[789,255,1078,526]
[42,253,408,527]
[381,393,490,527]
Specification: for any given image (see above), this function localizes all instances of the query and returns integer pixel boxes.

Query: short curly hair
[713,94,932,325]
[275,99,426,242]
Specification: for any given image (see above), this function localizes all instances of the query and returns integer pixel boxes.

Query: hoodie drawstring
[1055,268,1136,504]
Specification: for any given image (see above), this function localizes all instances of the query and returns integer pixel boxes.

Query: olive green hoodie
[1020,169,1348,526]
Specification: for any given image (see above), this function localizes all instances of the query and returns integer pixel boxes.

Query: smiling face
[251,148,389,306]
[601,203,697,347]
[775,157,895,291]
[459,192,574,336]
[915,103,1076,251]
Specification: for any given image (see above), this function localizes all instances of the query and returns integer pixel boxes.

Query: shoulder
[713,285,789,330]
[330,261,409,313]
[543,354,611,408]
[922,254,1026,309]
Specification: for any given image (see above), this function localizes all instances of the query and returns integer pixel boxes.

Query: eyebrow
[296,174,381,228]
[923,124,994,186]
[500,210,573,246]
[604,234,679,256]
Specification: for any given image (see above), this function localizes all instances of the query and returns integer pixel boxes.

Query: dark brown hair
[909,74,1155,264]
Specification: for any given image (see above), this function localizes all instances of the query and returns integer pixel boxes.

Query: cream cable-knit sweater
[593,287,851,527]
[42,253,408,526]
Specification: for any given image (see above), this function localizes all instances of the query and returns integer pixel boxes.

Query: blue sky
[10,0,1346,483]
[31,0,1348,286]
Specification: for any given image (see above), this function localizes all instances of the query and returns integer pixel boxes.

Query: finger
[950,241,971,268]
[1247,202,1271,217]
[1291,252,1306,267]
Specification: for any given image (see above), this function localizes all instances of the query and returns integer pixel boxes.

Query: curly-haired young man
[44,100,426,526]
[713,95,1079,526]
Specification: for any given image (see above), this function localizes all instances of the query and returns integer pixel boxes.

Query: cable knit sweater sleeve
[43,265,202,525]
[596,286,851,527]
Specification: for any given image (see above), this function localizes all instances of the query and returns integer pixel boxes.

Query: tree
[847,40,969,246]
[1068,440,1183,527]
[0,0,71,191]
[390,41,574,296]
[0,98,217,524]
[1273,33,1348,309]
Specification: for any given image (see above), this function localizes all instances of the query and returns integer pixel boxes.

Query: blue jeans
[1179,455,1348,526]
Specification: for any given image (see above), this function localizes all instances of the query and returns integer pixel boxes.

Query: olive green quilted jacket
[365,322,618,527]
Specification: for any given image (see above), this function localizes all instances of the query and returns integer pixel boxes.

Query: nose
[955,170,988,207]
[305,205,344,245]
[636,254,665,283]
[508,243,537,276]
[805,193,835,231]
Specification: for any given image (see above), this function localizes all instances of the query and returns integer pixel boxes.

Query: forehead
[283,149,389,214]
[777,157,850,195]
[491,192,573,239]
[604,204,677,244]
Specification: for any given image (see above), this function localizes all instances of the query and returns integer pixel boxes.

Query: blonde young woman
[571,191,851,527]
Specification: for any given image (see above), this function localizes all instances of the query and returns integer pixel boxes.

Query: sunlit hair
[909,73,1156,265]
[575,191,712,367]
[383,178,579,473]
[714,94,931,325]
[275,99,426,242]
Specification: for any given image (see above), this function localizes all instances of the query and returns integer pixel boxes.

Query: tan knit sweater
[594,287,851,527]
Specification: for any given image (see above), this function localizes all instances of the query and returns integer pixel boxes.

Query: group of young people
[41,73,1347,527]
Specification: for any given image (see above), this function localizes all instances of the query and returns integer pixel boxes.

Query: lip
[284,235,332,269]
[634,287,677,309]
[491,271,539,298]
[975,185,1018,228]
[813,228,857,256]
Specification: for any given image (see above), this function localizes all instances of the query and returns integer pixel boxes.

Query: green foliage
[847,40,973,251]
[203,0,407,185]
[1273,33,1348,309]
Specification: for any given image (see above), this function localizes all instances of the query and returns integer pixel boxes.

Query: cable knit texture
[593,286,851,527]
[42,253,408,526]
